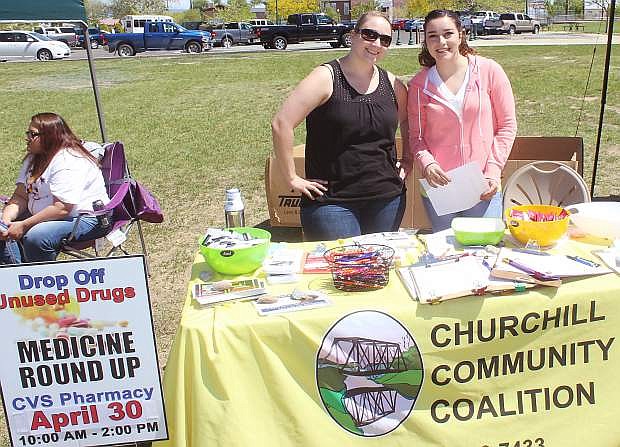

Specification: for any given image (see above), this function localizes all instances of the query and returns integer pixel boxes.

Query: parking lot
[3,30,619,63]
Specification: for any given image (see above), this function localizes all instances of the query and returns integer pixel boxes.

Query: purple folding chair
[61,141,164,275]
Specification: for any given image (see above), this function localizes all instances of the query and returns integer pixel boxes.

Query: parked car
[404,19,423,32]
[391,18,408,30]
[32,25,78,47]
[0,31,71,61]
[181,21,208,30]
[255,13,354,50]
[103,21,212,56]
[75,27,106,49]
[485,13,541,35]
[210,22,258,47]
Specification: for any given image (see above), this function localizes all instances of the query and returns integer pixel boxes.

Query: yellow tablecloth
[158,236,620,447]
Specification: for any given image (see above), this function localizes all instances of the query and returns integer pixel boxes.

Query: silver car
[0,31,71,61]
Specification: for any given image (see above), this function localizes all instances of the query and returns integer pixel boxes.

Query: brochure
[254,291,331,316]
[193,279,266,306]
[302,252,331,274]
[262,247,304,275]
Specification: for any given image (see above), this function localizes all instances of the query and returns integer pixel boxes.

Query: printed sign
[0,256,168,447]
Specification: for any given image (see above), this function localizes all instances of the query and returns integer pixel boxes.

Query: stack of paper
[497,248,611,278]
[398,256,490,304]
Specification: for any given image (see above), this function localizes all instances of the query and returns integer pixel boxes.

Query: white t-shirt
[16,148,109,217]
[428,65,470,118]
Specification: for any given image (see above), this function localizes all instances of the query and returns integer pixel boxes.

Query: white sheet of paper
[498,248,612,277]
[420,162,487,216]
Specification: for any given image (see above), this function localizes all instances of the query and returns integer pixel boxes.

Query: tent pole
[590,0,616,198]
[81,21,108,143]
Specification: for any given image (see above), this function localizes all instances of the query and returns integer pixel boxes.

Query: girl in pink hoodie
[408,9,517,231]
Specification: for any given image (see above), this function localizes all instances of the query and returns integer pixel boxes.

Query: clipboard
[397,256,490,304]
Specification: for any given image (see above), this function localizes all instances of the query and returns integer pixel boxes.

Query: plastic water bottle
[224,188,245,228]
[92,200,110,228]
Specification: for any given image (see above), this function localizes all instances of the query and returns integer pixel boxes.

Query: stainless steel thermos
[224,188,245,228]
[92,200,110,228]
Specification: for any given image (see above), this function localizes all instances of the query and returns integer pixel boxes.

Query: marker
[502,258,561,281]
[566,255,600,268]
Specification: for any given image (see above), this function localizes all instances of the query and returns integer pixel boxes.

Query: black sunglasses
[25,130,42,139]
[358,28,392,48]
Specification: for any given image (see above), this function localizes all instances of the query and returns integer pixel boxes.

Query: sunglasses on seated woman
[358,28,392,48]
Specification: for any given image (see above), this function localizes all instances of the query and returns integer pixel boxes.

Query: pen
[502,258,561,281]
[566,255,600,268]
[425,255,465,268]
[512,247,550,256]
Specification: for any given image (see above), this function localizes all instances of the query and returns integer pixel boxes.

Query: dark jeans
[300,192,406,242]
[0,216,109,264]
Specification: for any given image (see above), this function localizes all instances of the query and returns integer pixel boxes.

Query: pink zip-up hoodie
[407,55,517,183]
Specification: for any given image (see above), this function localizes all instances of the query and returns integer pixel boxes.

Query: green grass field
[0,44,618,444]
[547,20,620,34]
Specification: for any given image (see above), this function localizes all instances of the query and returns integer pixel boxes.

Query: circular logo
[316,310,423,436]
[219,250,234,257]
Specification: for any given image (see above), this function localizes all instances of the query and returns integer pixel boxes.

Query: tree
[350,0,382,20]
[323,5,341,21]
[265,0,320,21]
[404,0,431,18]
[215,0,254,22]
[471,0,524,12]
[84,0,111,24]
[109,0,167,18]
[171,8,203,24]
[588,0,610,18]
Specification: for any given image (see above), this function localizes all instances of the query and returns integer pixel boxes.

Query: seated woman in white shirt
[0,112,111,264]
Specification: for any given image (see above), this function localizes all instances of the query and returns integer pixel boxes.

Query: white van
[248,19,274,27]
[121,15,174,33]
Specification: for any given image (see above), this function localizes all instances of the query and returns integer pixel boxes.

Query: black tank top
[303,59,403,205]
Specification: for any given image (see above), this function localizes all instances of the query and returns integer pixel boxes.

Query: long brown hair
[418,9,476,67]
[27,112,97,178]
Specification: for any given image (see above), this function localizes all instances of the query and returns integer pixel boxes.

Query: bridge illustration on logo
[316,311,423,436]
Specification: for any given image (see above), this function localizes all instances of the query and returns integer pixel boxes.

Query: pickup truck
[32,26,78,47]
[485,13,541,35]
[210,22,258,48]
[470,11,499,35]
[103,21,212,56]
[255,13,354,50]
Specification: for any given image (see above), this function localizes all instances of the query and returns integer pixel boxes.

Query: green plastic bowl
[199,227,271,275]
[451,217,505,246]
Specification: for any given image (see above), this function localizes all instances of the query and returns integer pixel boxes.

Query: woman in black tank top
[271,11,412,241]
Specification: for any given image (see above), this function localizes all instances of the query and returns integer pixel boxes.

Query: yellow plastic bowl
[505,205,570,247]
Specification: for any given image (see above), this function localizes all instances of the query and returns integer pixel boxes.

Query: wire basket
[323,244,395,292]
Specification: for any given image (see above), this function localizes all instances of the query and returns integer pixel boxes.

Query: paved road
[5,31,619,63]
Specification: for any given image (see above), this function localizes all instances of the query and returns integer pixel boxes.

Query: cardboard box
[265,136,584,229]
[265,141,415,228]
[265,145,305,227]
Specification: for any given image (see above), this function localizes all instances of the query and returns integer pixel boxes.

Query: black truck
[255,13,354,50]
